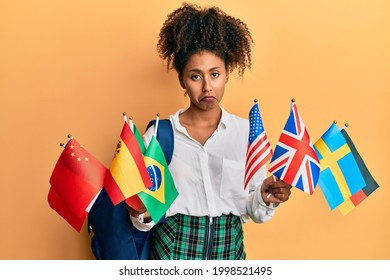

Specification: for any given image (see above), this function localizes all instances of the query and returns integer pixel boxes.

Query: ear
[178,74,185,89]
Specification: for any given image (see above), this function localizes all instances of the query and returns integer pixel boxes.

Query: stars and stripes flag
[268,100,320,194]
[244,101,273,189]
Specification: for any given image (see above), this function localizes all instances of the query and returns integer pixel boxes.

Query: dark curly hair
[157,3,253,76]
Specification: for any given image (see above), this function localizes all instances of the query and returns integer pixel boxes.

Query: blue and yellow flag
[314,123,365,210]
[336,128,379,215]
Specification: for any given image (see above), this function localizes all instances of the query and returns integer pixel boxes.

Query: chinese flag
[48,187,87,232]
[104,122,152,205]
[48,138,106,229]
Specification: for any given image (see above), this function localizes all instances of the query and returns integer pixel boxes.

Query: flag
[336,128,379,215]
[125,122,147,211]
[268,101,320,194]
[104,121,152,205]
[48,138,106,231]
[314,123,366,210]
[129,136,178,223]
[48,187,87,232]
[132,123,146,154]
[244,102,273,189]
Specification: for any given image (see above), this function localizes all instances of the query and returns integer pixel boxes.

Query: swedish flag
[336,129,379,215]
[314,123,365,210]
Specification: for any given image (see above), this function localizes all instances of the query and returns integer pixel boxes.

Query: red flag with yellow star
[48,138,107,231]
[48,187,87,232]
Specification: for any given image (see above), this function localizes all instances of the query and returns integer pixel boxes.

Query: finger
[274,191,291,202]
[269,181,293,191]
[264,175,276,186]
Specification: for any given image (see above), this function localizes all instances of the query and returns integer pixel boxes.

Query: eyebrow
[188,66,221,73]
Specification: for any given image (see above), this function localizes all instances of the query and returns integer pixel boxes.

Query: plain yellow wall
[1,0,389,259]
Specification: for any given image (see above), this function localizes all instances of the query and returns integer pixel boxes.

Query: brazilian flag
[138,136,178,222]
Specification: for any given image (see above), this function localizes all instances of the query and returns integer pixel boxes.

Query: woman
[131,3,292,260]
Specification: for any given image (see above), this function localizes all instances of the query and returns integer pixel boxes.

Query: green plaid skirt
[150,213,245,260]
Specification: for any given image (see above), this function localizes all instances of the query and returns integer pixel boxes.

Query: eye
[191,74,201,81]
[211,72,220,78]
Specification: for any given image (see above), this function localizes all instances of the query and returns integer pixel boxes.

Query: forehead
[184,51,226,71]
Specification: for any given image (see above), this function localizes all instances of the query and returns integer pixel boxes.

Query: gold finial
[60,142,65,147]
[156,113,160,117]
[333,120,337,124]
[67,134,72,139]
[254,99,258,103]
[122,112,126,116]
[129,116,133,120]
[291,98,296,103]
[344,123,349,127]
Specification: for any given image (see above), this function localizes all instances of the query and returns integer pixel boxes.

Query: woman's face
[180,51,229,112]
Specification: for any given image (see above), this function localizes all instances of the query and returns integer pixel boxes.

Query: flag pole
[60,134,73,148]
[341,123,349,131]
[122,112,128,124]
[129,116,134,132]
[154,114,160,138]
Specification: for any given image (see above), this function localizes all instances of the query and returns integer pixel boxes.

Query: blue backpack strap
[88,188,151,260]
[146,119,174,165]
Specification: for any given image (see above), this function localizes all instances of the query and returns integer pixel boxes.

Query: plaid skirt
[149,213,245,260]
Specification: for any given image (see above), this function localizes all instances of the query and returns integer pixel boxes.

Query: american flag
[244,102,273,189]
[268,101,320,195]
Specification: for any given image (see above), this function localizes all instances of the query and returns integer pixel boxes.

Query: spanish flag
[125,123,147,211]
[104,122,152,205]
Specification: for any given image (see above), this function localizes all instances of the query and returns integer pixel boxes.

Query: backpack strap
[146,119,174,165]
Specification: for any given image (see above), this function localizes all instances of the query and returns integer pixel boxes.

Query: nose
[202,77,212,94]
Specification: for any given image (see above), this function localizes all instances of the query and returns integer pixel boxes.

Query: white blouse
[142,108,276,224]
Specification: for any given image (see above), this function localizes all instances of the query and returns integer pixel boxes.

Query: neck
[185,105,222,125]
[179,105,222,146]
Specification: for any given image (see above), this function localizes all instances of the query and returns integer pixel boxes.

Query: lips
[201,96,215,102]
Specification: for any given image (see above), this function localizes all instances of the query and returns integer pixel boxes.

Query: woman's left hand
[261,175,292,205]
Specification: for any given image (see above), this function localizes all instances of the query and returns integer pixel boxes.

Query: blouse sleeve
[242,166,278,223]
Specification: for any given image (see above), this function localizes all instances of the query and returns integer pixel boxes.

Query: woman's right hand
[126,203,152,223]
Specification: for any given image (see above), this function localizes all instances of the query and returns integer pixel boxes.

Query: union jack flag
[244,102,273,189]
[268,101,320,194]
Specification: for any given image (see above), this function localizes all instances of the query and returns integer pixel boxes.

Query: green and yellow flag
[138,135,178,223]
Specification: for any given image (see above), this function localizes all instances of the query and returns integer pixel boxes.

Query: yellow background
[1,0,389,259]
